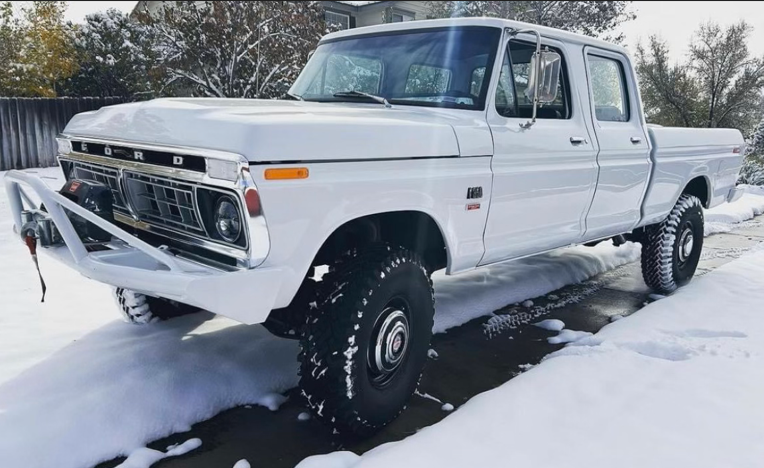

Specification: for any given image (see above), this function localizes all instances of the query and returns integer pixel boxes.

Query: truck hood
[63,98,490,162]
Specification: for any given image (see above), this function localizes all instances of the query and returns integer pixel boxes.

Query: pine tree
[63,9,160,98]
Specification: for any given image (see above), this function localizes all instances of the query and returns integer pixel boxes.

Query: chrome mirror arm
[508,28,542,130]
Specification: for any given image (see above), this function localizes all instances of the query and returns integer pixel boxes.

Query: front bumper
[3,170,281,324]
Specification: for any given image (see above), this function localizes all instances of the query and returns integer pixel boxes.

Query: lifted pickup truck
[5,18,745,437]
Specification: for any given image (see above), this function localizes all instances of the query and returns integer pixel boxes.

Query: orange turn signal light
[264,167,309,180]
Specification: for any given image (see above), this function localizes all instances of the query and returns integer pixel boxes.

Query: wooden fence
[0,97,125,171]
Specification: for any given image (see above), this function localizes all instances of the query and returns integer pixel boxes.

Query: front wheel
[114,288,200,324]
[641,194,704,294]
[298,244,434,438]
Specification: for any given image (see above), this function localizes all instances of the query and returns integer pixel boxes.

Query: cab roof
[321,17,628,56]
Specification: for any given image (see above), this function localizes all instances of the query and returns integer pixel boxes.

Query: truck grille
[123,172,205,234]
[69,160,129,214]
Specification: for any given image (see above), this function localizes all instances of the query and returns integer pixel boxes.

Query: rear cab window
[587,55,630,122]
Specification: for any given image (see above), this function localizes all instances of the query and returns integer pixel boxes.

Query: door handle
[630,136,642,144]
[570,136,586,145]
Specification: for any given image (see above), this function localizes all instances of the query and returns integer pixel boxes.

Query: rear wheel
[641,194,704,294]
[298,244,434,438]
[114,288,199,324]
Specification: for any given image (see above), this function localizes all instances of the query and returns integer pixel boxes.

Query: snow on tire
[298,243,434,439]
[641,194,704,294]
[114,288,156,324]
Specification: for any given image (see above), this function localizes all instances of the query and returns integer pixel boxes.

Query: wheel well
[682,176,710,208]
[313,211,448,272]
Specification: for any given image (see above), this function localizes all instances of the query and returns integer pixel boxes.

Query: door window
[588,55,630,122]
[495,40,571,119]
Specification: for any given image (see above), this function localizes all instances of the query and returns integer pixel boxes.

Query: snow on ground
[704,190,764,235]
[298,247,764,468]
[1,167,762,468]
[546,328,593,344]
[432,242,640,333]
[116,438,202,468]
[533,319,565,331]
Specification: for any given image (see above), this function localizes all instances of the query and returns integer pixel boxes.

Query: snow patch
[295,451,360,468]
[232,460,251,468]
[116,438,201,468]
[441,403,454,412]
[521,300,534,308]
[547,329,593,345]
[298,412,311,422]
[533,319,565,332]
[427,349,439,359]
[257,393,288,412]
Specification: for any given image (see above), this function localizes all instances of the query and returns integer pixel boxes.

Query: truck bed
[639,127,745,227]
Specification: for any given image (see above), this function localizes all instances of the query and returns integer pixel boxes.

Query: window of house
[495,40,570,119]
[392,13,404,22]
[325,11,350,30]
[405,64,452,95]
[588,55,629,122]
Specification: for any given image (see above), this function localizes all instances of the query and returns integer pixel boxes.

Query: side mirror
[526,49,562,103]
[508,28,561,129]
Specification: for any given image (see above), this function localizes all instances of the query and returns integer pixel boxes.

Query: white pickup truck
[5,18,745,437]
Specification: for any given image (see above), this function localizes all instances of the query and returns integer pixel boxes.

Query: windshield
[290,27,502,110]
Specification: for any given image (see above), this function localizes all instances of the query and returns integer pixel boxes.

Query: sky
[60,1,764,63]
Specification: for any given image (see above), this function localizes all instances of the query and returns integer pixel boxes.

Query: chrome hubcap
[368,305,410,387]
[678,225,695,264]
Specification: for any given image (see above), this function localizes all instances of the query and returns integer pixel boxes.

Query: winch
[20,178,115,247]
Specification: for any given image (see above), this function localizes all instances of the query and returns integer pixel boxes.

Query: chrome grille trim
[123,172,205,234]
[67,160,129,214]
[56,136,272,270]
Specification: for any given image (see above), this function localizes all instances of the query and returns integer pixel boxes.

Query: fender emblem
[466,203,481,211]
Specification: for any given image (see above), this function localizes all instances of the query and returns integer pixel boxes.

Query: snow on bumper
[3,170,280,324]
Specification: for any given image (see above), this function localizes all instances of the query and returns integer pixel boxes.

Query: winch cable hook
[23,232,47,302]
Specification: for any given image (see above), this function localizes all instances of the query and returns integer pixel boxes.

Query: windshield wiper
[333,90,391,108]
[286,92,303,101]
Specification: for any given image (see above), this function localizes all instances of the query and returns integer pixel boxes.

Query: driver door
[480,38,598,265]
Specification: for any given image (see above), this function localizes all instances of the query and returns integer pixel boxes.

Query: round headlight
[214,195,241,243]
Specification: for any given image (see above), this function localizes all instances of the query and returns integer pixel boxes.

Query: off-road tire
[298,244,434,439]
[114,288,199,324]
[641,194,704,294]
